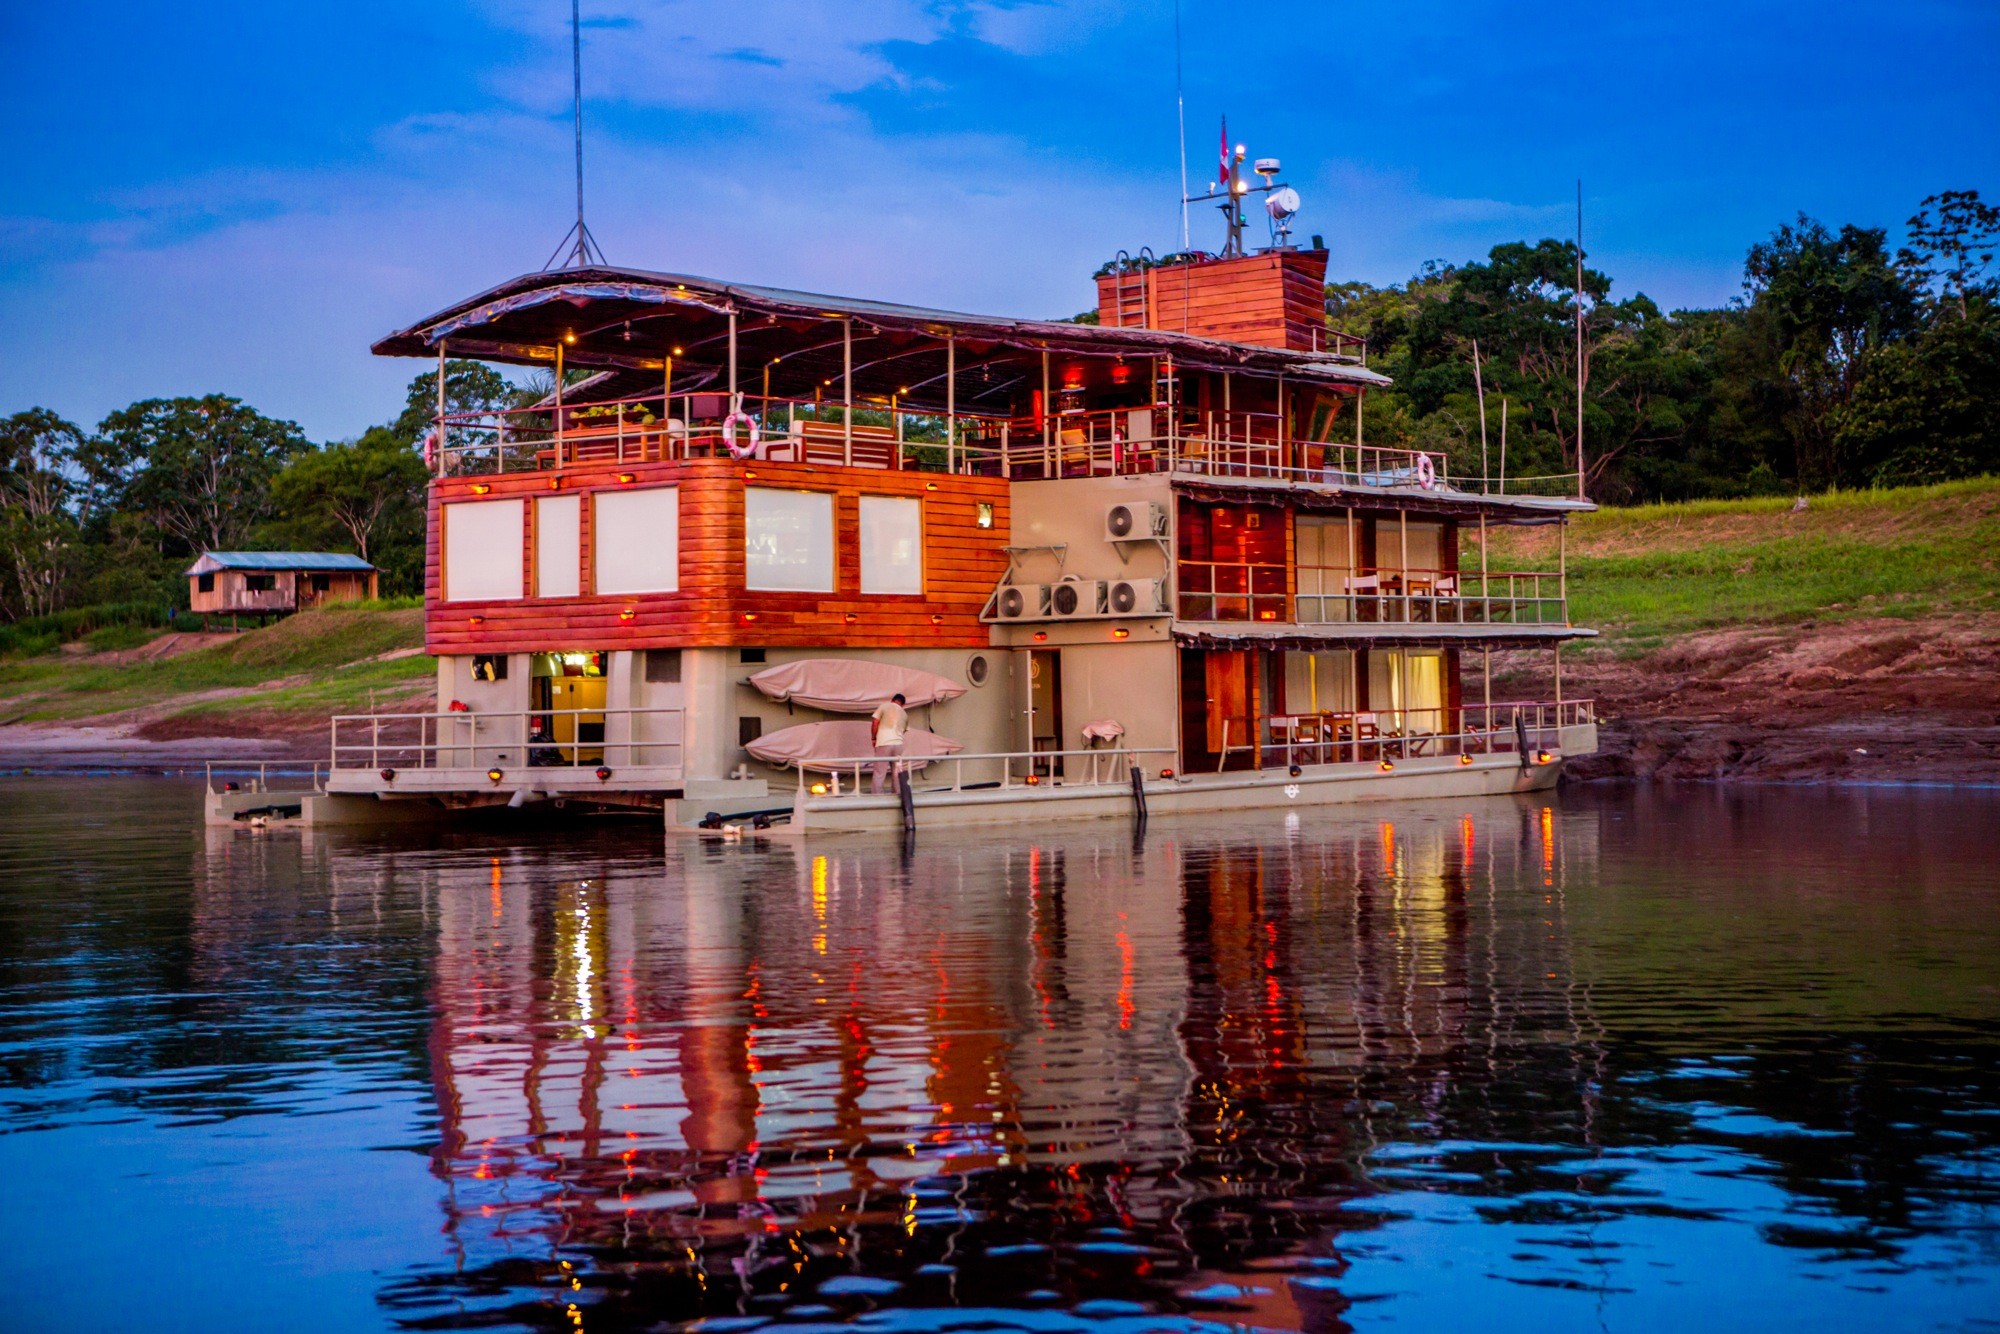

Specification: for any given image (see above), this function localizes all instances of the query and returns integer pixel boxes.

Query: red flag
[1218,118,1230,185]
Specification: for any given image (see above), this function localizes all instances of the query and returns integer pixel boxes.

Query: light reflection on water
[0,778,1996,1332]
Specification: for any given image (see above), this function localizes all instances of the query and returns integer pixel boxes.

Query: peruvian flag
[1218,117,1230,185]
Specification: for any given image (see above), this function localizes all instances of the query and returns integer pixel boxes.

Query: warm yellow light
[564,331,576,344]
[488,768,504,783]
[1378,760,1394,772]
[470,483,491,494]
[930,613,944,625]
[619,608,636,622]
[1537,750,1554,765]
[1025,774,1041,786]
[1111,627,1130,639]
[924,481,939,491]
[809,782,828,796]
[671,345,684,355]
[1459,754,1474,765]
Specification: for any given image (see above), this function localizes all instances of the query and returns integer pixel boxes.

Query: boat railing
[328,707,686,776]
[795,746,1178,800]
[1222,699,1594,770]
[1292,567,1569,625]
[203,760,325,795]
[1175,564,1567,625]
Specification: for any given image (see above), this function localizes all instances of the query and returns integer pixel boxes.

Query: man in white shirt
[869,692,908,794]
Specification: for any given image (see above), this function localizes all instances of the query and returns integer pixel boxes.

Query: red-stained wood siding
[425,459,1010,656]
[1097,250,1330,350]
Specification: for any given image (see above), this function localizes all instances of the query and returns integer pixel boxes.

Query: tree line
[1339,190,1999,501]
[2,190,1994,624]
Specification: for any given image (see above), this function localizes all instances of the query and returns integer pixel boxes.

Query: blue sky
[3,0,1995,441]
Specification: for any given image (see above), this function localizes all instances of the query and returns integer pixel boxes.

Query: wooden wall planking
[425,459,1010,655]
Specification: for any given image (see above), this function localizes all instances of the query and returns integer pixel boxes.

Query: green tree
[1899,189,2000,321]
[390,360,518,444]
[266,427,428,564]
[1834,294,2000,484]
[94,396,308,555]
[0,409,85,619]
[1742,216,1920,487]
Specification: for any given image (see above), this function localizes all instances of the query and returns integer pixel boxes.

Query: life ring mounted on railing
[723,394,762,461]
[1415,452,1437,490]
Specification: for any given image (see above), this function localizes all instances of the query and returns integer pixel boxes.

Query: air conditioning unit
[1106,577,1166,616]
[1050,578,1104,618]
[995,583,1046,621]
[1105,500,1168,542]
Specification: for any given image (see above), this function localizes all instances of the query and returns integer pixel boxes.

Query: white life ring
[723,412,762,461]
[1415,453,1437,490]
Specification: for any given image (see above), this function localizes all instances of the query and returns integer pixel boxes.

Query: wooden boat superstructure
[321,244,1595,829]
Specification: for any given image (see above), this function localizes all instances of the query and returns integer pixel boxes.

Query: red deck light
[468,616,485,627]
[1025,774,1041,786]
[1159,767,1176,780]
[1032,631,1048,642]
[379,768,396,782]
[595,766,612,782]
[1111,627,1130,639]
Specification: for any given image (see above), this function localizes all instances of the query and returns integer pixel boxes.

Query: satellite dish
[1266,186,1302,221]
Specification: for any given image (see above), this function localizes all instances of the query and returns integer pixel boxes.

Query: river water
[1,778,1995,1332]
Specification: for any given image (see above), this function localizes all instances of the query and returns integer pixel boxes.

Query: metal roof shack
[186,552,376,574]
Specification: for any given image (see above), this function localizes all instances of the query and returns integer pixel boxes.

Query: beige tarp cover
[747,658,965,712]
[746,720,964,773]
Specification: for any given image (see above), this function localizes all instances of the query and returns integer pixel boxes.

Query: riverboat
[298,206,1596,832]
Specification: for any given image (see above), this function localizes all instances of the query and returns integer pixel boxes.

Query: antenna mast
[1173,0,1189,251]
[545,0,605,270]
[1574,179,1585,498]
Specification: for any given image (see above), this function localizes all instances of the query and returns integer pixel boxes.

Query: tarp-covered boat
[746,720,964,773]
[747,658,965,712]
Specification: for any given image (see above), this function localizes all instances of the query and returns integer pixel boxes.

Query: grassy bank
[1489,477,2000,654]
[0,604,430,726]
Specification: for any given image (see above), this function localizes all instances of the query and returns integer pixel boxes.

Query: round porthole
[966,653,991,687]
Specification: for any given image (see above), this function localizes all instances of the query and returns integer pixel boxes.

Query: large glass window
[745,488,834,592]
[442,499,524,602]
[858,496,922,595]
[594,487,679,594]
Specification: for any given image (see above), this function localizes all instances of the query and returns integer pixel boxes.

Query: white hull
[781,747,1568,836]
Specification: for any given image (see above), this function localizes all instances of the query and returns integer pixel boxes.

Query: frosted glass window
[594,487,679,594]
[858,496,922,595]
[535,494,581,598]
[745,488,834,592]
[443,499,524,602]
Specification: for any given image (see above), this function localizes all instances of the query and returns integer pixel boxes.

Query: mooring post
[898,769,915,838]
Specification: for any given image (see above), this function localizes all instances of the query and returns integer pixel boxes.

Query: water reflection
[1,781,1995,1331]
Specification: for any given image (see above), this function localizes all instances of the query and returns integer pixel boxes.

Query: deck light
[1160,767,1175,780]
[618,472,636,483]
[380,768,396,782]
[930,613,944,625]
[1025,774,1041,786]
[1111,627,1130,639]
[1032,631,1048,642]
[468,616,485,627]
[620,608,637,622]
[1536,750,1554,765]
[488,768,505,784]
[844,612,858,624]
[548,477,562,489]
[564,331,576,344]
[1459,754,1474,765]
[672,345,683,355]
[741,612,759,623]
[743,469,757,479]
[810,782,829,796]
[925,481,939,491]
[471,483,492,494]
[595,766,612,782]
[1378,760,1395,772]
[1288,763,1303,778]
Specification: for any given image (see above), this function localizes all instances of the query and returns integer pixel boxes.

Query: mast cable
[544,0,605,270]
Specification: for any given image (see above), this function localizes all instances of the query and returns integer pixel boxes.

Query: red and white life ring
[723,412,762,461]
[1415,452,1437,490]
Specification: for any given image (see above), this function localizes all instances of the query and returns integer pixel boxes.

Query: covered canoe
[746,658,965,713]
[746,720,964,774]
